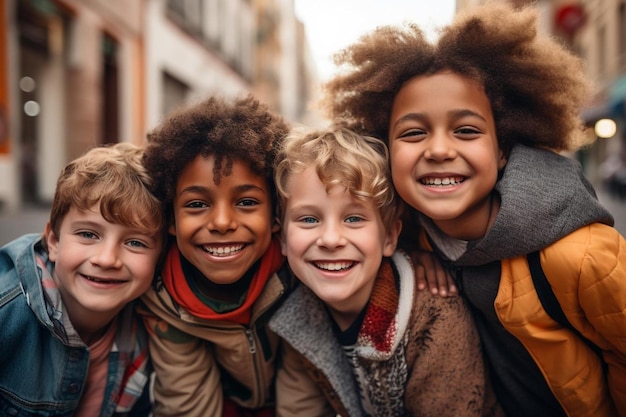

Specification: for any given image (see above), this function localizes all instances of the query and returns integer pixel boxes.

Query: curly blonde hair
[321,2,593,154]
[275,122,403,230]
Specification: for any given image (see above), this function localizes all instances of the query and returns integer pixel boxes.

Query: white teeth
[203,244,244,256]
[84,275,119,283]
[315,262,353,271]
[421,177,464,186]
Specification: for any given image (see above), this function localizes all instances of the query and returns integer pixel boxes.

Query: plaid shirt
[36,249,152,416]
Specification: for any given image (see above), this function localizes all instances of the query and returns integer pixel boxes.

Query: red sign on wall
[555,4,587,36]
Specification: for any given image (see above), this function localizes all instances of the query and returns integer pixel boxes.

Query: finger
[446,271,459,296]
[436,266,448,297]
[414,264,428,291]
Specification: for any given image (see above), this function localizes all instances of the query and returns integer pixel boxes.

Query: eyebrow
[178,183,266,197]
[449,108,487,122]
[392,108,487,129]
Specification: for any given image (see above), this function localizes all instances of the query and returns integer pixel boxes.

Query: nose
[207,203,237,233]
[316,221,347,249]
[424,130,457,161]
[91,241,123,269]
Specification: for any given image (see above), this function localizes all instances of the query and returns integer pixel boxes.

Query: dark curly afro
[143,95,289,212]
[321,2,593,154]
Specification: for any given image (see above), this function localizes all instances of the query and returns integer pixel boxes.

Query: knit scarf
[357,256,402,360]
[162,238,284,325]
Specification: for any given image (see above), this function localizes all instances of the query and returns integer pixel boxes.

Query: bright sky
[294,0,457,81]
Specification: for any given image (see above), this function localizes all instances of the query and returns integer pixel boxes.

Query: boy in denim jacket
[0,143,164,416]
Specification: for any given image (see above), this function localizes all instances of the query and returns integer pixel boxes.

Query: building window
[102,33,119,144]
[167,0,202,35]
[162,72,189,118]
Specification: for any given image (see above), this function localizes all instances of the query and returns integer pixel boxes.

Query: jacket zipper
[245,328,257,354]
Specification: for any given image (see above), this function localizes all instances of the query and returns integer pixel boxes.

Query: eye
[455,126,482,138]
[185,200,207,209]
[127,239,149,249]
[345,215,364,224]
[299,216,318,224]
[77,230,98,240]
[396,128,427,142]
[237,198,260,207]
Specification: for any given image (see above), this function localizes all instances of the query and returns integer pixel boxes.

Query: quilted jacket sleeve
[543,223,626,416]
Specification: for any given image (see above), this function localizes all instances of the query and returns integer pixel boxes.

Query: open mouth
[83,275,126,284]
[202,244,245,257]
[420,176,465,187]
[314,261,354,271]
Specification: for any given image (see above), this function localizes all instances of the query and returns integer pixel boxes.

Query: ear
[498,148,507,170]
[271,216,280,235]
[275,218,288,256]
[168,219,176,236]
[45,222,60,262]
[383,219,403,257]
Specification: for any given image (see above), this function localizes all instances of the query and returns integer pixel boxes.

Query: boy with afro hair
[139,95,291,417]
[321,3,626,417]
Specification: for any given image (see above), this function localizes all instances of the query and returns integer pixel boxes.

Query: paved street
[0,203,51,246]
[2,186,626,247]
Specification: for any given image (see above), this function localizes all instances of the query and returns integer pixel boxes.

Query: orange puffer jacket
[454,223,626,417]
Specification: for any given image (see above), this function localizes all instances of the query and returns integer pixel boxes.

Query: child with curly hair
[0,143,165,416]
[138,95,291,417]
[269,123,502,417]
[321,3,626,417]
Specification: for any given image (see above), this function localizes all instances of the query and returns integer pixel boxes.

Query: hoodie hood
[455,144,613,266]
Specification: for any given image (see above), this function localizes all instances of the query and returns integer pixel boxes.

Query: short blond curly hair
[321,2,593,154]
[275,122,403,230]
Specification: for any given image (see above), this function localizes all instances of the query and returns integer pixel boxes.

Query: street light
[595,118,617,139]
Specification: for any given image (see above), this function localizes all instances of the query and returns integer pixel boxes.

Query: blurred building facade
[456,0,626,184]
[0,0,318,210]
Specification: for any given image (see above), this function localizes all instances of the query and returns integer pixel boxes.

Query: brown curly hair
[321,2,593,154]
[43,142,165,251]
[143,95,289,215]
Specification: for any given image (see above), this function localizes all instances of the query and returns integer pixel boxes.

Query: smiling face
[170,155,278,285]
[281,166,400,329]
[388,71,506,240]
[46,205,163,326]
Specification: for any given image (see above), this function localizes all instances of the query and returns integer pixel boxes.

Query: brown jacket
[269,251,504,417]
[139,267,292,417]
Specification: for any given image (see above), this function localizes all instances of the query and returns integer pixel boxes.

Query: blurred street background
[1,0,626,244]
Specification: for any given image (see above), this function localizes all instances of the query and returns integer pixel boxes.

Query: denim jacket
[0,234,152,417]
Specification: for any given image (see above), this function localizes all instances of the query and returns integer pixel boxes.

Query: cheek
[283,227,309,257]
[390,161,413,198]
[390,144,416,173]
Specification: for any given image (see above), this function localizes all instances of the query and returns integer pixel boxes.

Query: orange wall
[0,0,10,154]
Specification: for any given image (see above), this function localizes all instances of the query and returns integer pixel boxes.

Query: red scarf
[162,238,284,325]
